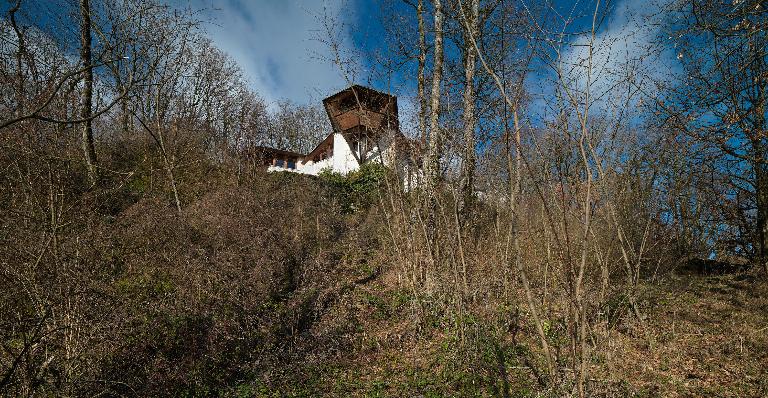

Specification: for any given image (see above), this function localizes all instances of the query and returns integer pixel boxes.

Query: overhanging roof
[304,132,335,160]
[322,85,399,133]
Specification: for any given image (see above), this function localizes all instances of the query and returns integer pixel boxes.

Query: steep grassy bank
[3,166,767,397]
[247,271,768,397]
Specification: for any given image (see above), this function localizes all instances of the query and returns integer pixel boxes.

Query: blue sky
[5,0,679,118]
[181,0,678,116]
[180,0,370,108]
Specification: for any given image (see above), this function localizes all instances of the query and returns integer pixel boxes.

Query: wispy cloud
[187,0,358,107]
[557,0,679,111]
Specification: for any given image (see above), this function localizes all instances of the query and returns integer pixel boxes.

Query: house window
[275,158,284,167]
[287,159,296,169]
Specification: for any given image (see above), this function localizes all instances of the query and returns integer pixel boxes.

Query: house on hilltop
[252,85,419,180]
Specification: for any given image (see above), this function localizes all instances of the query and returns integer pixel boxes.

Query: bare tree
[662,0,768,273]
[79,0,98,184]
[459,0,479,219]
[417,0,429,146]
[424,0,445,253]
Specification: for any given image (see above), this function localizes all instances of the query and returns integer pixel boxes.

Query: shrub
[319,162,387,213]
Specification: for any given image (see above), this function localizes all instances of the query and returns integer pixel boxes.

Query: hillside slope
[247,270,768,397]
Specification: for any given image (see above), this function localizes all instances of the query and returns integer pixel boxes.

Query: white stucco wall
[267,129,409,177]
[299,158,333,175]
[332,132,360,174]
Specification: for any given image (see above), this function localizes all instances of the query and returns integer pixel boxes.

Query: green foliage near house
[319,162,387,213]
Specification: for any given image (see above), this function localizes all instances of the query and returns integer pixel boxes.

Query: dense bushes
[0,155,386,396]
[319,162,387,213]
[3,147,767,396]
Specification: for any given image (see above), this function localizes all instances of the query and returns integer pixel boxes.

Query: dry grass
[596,273,768,397]
[264,270,768,397]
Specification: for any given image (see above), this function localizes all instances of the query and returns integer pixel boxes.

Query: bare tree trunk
[573,6,602,396]
[510,108,556,382]
[9,0,24,119]
[424,0,444,254]
[159,121,182,215]
[131,107,183,215]
[752,40,768,274]
[459,0,478,220]
[457,0,556,382]
[79,0,97,185]
[417,0,428,147]
[755,135,768,274]
[120,87,131,135]
[162,144,183,216]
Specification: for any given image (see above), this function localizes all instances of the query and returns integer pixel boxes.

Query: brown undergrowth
[3,166,767,397]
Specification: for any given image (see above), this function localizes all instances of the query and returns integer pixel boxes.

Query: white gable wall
[267,130,407,176]
[331,132,360,174]
[298,157,333,175]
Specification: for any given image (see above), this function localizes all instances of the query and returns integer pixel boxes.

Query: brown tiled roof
[304,132,334,161]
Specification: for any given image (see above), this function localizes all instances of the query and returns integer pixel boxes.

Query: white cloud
[558,0,679,111]
[187,0,358,108]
